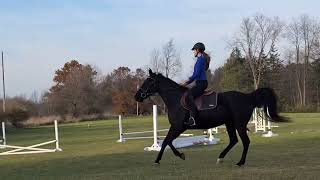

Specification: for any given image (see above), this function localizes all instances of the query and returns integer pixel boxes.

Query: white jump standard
[117,114,168,142]
[144,105,219,151]
[252,108,278,137]
[0,120,62,155]
[0,122,6,147]
[117,105,219,151]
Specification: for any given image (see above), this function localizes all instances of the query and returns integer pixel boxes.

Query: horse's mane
[156,73,188,91]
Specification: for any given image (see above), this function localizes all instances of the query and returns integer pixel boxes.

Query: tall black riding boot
[185,94,198,126]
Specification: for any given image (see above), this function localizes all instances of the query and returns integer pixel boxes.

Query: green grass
[0,114,320,180]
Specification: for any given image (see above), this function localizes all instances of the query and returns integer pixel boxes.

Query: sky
[0,0,319,97]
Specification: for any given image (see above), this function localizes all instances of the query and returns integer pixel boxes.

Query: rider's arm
[186,57,205,84]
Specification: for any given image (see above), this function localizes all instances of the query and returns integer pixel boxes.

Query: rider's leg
[185,91,197,126]
[184,80,208,126]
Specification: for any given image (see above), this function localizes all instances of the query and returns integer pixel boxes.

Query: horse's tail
[251,88,290,122]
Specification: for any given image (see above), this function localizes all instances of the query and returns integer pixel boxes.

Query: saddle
[180,89,218,111]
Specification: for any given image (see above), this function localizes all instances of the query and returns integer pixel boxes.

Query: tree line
[1,14,320,127]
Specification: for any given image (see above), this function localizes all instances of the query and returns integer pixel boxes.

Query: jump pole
[207,129,215,141]
[54,120,62,151]
[262,107,278,137]
[1,51,6,148]
[117,113,168,142]
[144,105,161,151]
[117,115,125,142]
[254,108,268,132]
[144,105,220,151]
[116,105,219,151]
[0,120,62,155]
[0,121,6,148]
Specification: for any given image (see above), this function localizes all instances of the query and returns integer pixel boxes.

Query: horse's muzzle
[134,92,144,102]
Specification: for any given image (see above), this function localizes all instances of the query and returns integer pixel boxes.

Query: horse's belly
[198,106,228,129]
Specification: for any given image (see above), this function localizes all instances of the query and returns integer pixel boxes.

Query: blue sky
[0,0,319,96]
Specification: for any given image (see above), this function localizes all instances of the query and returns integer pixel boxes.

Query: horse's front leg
[169,142,185,160]
[154,127,184,164]
[168,127,185,160]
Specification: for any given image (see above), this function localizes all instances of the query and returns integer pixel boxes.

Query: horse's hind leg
[236,126,250,166]
[217,123,238,164]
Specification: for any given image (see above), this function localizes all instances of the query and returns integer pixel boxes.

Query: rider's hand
[180,82,188,87]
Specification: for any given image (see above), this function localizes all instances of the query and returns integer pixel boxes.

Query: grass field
[0,113,319,180]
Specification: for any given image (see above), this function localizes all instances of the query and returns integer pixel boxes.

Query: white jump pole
[207,129,214,141]
[0,140,57,155]
[254,108,257,132]
[0,120,62,155]
[262,108,278,137]
[117,113,169,142]
[142,105,220,151]
[54,120,62,151]
[1,121,6,148]
[144,105,161,151]
[153,105,158,146]
[117,115,125,142]
[212,127,218,134]
[254,108,267,132]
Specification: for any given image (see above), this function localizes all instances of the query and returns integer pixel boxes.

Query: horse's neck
[158,79,185,110]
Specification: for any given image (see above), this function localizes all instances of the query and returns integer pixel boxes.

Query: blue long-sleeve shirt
[187,55,207,84]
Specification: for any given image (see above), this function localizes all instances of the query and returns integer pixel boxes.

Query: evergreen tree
[260,44,283,89]
[311,58,320,111]
[221,48,253,93]
[207,68,223,92]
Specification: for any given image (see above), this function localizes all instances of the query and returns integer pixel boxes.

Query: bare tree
[311,24,320,59]
[283,50,299,106]
[234,14,283,89]
[149,39,182,78]
[29,91,39,104]
[148,39,182,113]
[161,39,182,78]
[287,18,303,106]
[150,49,162,73]
[301,15,320,105]
[286,15,320,106]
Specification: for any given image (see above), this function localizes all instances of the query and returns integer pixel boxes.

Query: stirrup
[185,116,196,126]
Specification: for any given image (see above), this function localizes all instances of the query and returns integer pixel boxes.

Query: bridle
[138,75,184,101]
[138,77,157,99]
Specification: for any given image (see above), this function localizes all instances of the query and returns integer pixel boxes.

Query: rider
[181,42,210,126]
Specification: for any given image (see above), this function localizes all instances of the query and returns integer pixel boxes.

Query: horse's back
[219,91,256,123]
[219,91,254,106]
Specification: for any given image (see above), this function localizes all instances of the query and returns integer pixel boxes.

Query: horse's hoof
[235,162,245,167]
[216,158,224,164]
[180,153,185,160]
[154,161,160,165]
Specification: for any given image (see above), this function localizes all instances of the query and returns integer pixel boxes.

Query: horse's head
[135,69,160,102]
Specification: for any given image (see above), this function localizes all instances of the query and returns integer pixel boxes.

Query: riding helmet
[191,42,205,51]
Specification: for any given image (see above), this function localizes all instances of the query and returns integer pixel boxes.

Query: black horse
[135,69,288,166]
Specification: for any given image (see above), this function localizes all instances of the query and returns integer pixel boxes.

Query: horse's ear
[149,69,154,76]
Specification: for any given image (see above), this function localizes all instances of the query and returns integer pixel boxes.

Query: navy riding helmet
[191,42,205,51]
